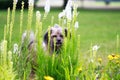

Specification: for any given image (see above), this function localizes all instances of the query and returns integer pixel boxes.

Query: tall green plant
[0,40,16,80]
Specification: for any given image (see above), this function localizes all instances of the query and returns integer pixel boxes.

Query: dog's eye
[52,35,57,38]
[60,35,63,38]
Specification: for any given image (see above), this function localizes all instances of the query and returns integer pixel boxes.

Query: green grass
[0,9,120,55]
[79,10,120,55]
[0,5,120,80]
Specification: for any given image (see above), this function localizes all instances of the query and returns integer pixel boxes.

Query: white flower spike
[29,0,34,6]
[36,11,41,20]
[13,43,18,53]
[65,0,73,20]
[74,21,79,29]
[36,11,41,16]
[15,0,18,3]
[66,7,72,20]
[65,0,72,10]
[58,10,65,19]
[44,0,50,13]
[92,45,100,51]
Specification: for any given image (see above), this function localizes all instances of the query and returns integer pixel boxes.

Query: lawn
[0,9,120,55]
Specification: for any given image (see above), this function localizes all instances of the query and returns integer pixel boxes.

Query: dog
[43,24,68,54]
[21,24,68,79]
[21,24,68,54]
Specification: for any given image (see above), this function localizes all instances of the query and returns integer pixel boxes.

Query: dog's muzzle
[56,39,62,47]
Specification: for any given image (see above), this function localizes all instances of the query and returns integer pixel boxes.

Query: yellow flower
[108,54,120,60]
[97,58,102,63]
[108,55,114,60]
[44,76,54,80]
[115,54,120,59]
[78,67,82,73]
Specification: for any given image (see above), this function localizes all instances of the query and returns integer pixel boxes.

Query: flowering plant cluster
[0,0,119,80]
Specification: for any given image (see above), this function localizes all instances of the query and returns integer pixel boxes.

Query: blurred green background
[0,9,120,55]
[0,0,120,56]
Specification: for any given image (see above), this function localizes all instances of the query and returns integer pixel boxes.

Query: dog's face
[43,24,68,53]
[50,26,64,48]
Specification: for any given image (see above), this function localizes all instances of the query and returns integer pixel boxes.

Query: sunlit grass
[0,0,120,79]
[0,9,120,54]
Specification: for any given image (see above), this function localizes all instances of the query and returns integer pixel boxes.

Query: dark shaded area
[17,0,28,9]
[105,0,111,5]
[0,0,12,9]
[0,0,28,9]
[63,0,68,9]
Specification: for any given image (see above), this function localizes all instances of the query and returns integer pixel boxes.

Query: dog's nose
[57,39,61,42]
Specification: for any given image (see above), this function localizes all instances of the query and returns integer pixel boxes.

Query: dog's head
[43,24,68,53]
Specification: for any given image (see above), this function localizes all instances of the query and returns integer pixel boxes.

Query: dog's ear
[64,28,67,37]
[64,28,71,38]
[44,29,52,44]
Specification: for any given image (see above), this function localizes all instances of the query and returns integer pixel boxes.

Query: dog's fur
[22,24,68,54]
[21,24,68,79]
[43,24,68,54]
[21,31,37,79]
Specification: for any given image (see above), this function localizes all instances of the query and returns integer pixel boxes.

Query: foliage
[0,0,120,80]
